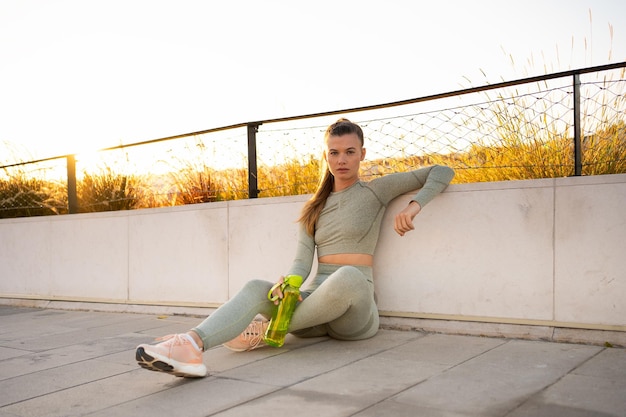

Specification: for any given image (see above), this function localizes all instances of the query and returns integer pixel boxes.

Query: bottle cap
[267,275,304,301]
[284,274,303,288]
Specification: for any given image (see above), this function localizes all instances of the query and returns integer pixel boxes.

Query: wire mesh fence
[1,63,625,218]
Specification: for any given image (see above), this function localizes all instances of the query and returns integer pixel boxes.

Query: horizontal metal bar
[2,61,625,170]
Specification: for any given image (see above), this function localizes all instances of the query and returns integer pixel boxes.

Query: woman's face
[324,133,366,187]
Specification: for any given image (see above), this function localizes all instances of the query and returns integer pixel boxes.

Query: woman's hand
[270,276,285,305]
[270,276,303,305]
[394,201,421,236]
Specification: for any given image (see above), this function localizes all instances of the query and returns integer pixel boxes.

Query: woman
[136,118,454,377]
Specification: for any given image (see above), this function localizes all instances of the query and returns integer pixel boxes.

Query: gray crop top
[287,165,455,279]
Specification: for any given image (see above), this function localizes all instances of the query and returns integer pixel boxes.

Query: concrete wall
[1,174,625,339]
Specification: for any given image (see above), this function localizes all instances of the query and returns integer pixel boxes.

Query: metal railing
[1,62,625,218]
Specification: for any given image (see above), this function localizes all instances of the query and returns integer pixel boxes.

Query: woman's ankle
[187,330,204,351]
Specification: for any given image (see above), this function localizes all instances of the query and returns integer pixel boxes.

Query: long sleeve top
[287,165,455,280]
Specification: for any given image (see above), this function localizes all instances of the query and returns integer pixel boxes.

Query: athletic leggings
[192,263,378,351]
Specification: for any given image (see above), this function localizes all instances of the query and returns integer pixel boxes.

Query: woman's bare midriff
[318,253,373,267]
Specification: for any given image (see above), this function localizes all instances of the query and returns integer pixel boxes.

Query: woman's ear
[361,147,367,161]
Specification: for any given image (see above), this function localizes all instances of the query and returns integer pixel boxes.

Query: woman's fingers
[272,276,285,305]
[394,212,414,236]
[394,202,421,236]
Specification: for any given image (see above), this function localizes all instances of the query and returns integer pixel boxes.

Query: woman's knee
[324,267,372,297]
[328,307,380,341]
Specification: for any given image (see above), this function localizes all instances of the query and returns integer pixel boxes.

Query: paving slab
[1,369,179,417]
[0,332,146,381]
[507,347,626,417]
[88,376,279,417]
[0,306,624,417]
[375,333,506,365]
[390,340,603,416]
[0,359,132,407]
[507,374,626,417]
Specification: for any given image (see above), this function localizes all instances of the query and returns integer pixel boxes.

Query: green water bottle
[264,274,303,348]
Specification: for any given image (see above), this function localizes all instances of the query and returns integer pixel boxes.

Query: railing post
[247,122,261,198]
[66,154,79,213]
[573,73,582,176]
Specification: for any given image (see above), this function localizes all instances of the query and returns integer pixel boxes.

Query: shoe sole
[222,344,249,352]
[135,347,207,378]
[223,341,268,352]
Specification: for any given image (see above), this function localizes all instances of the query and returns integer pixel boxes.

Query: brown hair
[298,119,364,235]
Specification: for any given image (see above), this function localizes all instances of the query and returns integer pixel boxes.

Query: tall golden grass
[1,71,625,218]
[0,172,66,217]
[2,116,624,218]
[77,168,143,212]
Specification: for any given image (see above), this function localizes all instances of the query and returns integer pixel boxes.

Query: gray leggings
[192,264,379,350]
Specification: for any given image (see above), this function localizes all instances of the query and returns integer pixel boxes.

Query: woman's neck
[333,177,360,192]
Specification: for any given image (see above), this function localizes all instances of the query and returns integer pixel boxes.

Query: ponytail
[298,162,333,235]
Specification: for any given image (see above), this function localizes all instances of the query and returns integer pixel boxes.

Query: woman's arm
[285,224,315,280]
[410,165,455,209]
[373,165,454,236]
[395,165,454,236]
[370,165,454,207]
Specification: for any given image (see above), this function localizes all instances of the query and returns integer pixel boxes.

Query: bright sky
[1,0,625,164]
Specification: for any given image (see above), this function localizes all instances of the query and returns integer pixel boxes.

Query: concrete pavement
[0,305,624,417]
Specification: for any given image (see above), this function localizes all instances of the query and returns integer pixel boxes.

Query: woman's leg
[136,279,275,377]
[290,265,379,341]
[192,279,276,350]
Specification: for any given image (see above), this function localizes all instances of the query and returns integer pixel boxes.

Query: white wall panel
[1,174,624,330]
[227,196,304,297]
[554,175,626,326]
[128,204,229,305]
[0,217,53,296]
[48,213,129,300]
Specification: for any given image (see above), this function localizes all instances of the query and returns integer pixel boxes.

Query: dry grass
[2,67,625,218]
[77,168,143,212]
[0,172,66,217]
[2,116,624,219]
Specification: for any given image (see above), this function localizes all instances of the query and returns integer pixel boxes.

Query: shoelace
[241,321,266,349]
[155,334,190,349]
